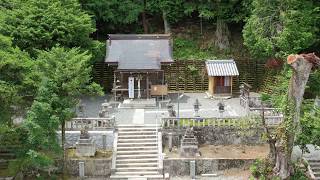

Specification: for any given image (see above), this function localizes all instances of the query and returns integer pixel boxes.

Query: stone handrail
[65,117,116,131]
[158,131,163,175]
[304,158,317,180]
[161,117,282,128]
[111,131,118,173]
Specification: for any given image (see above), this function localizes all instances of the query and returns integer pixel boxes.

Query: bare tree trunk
[261,107,276,164]
[162,11,171,34]
[273,54,319,179]
[142,0,148,33]
[214,18,230,50]
[61,121,66,174]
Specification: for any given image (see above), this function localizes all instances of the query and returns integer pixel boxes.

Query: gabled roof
[105,34,173,70]
[205,60,239,76]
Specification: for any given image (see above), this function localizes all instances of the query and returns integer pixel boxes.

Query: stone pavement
[292,144,320,161]
[171,176,247,180]
[78,93,248,125]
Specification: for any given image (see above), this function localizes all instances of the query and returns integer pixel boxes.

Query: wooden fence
[93,59,266,93]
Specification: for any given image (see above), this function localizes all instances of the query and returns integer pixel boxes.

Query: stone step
[117,124,159,127]
[117,150,158,155]
[118,135,157,139]
[110,174,163,179]
[0,153,15,159]
[118,131,157,135]
[309,160,320,163]
[181,142,198,145]
[310,162,320,167]
[117,146,158,150]
[117,142,157,146]
[116,158,158,163]
[117,154,158,159]
[312,168,320,172]
[116,162,158,168]
[118,138,157,143]
[116,167,158,171]
[113,171,159,175]
[118,128,157,132]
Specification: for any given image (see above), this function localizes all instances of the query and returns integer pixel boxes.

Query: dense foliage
[0,35,35,124]
[243,0,319,58]
[0,0,319,178]
[0,0,104,61]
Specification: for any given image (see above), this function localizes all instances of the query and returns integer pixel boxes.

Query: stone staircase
[307,159,320,179]
[119,99,157,109]
[110,125,163,179]
[0,146,16,179]
[180,128,199,157]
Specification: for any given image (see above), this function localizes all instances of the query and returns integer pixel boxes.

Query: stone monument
[180,128,199,157]
[76,126,96,157]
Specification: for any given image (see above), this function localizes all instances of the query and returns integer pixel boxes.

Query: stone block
[76,137,96,157]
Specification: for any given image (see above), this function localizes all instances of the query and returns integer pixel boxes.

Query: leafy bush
[250,159,273,179]
[290,163,308,180]
[173,38,216,60]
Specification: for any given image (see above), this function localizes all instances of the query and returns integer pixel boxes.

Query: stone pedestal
[76,137,96,157]
[180,128,199,157]
[168,133,173,152]
[190,160,196,179]
[79,162,85,178]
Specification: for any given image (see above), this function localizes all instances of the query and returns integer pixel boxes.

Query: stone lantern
[217,100,225,118]
[78,101,86,118]
[101,99,110,111]
[100,99,111,118]
[167,102,176,117]
[193,99,201,117]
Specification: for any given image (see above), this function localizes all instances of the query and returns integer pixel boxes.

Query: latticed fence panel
[93,59,266,93]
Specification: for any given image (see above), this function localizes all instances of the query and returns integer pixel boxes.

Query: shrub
[250,159,273,179]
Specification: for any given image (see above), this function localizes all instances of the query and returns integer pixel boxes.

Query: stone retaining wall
[57,131,114,150]
[66,158,253,178]
[164,158,254,177]
[162,127,264,147]
[66,158,112,177]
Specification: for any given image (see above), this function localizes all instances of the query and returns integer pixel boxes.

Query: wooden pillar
[230,76,233,95]
[146,72,149,99]
[113,72,116,101]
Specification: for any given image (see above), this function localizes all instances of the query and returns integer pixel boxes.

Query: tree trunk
[142,0,148,33]
[162,11,171,34]
[214,18,230,50]
[61,121,66,174]
[261,106,276,164]
[273,54,318,179]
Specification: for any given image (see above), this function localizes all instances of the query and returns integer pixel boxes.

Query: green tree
[147,0,185,33]
[0,34,35,125]
[296,102,320,154]
[184,0,250,50]
[243,0,318,58]
[10,81,61,176]
[5,47,103,177]
[0,0,103,61]
[35,46,103,154]
[80,0,143,34]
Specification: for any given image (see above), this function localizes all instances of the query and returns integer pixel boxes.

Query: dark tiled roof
[105,34,173,70]
[206,60,239,76]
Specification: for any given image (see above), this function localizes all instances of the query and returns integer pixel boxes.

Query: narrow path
[133,109,144,124]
